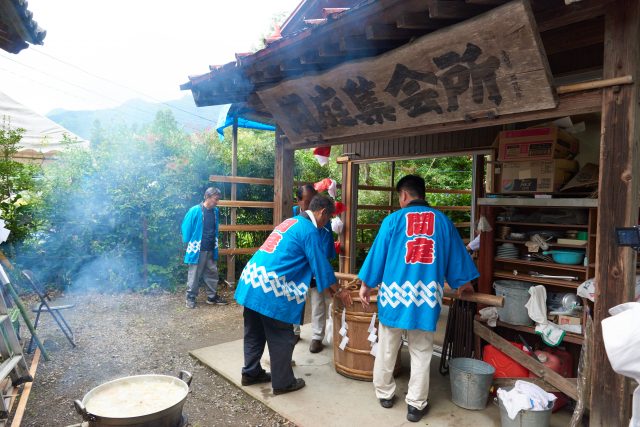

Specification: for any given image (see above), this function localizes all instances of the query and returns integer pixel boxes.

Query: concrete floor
[190,312,573,427]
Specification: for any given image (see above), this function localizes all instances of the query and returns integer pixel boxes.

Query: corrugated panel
[345,127,499,161]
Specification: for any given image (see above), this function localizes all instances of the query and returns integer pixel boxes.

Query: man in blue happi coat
[181,187,228,309]
[292,184,337,353]
[358,175,478,422]
[235,195,351,395]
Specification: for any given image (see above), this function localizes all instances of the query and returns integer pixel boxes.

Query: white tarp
[0,91,88,157]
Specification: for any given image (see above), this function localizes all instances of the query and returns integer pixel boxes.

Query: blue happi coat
[234,216,337,324]
[358,201,479,332]
[181,204,219,264]
[293,206,336,261]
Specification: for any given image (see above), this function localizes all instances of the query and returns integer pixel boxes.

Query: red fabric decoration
[334,201,345,216]
[334,241,341,255]
[312,146,331,166]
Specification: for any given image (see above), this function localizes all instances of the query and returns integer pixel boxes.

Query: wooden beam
[357,204,471,211]
[11,348,40,427]
[219,247,259,256]
[273,128,294,224]
[323,7,350,18]
[209,175,274,186]
[427,0,491,19]
[217,200,274,209]
[493,377,577,393]
[365,24,422,41]
[219,224,274,232]
[540,16,604,56]
[474,320,578,401]
[590,1,639,424]
[535,0,610,32]
[396,12,455,30]
[339,35,403,52]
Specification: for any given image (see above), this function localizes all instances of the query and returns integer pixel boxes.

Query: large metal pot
[74,371,192,427]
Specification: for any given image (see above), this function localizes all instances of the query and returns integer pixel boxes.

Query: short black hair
[309,195,335,216]
[296,184,317,201]
[396,175,426,199]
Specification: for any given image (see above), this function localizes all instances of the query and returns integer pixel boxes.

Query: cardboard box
[498,159,578,193]
[557,314,582,326]
[497,126,579,162]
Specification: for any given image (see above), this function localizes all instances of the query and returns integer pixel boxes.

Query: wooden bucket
[332,285,401,381]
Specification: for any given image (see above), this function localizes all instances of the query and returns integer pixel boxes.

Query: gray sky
[0,0,299,115]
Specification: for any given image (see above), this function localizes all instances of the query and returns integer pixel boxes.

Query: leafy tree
[0,117,42,248]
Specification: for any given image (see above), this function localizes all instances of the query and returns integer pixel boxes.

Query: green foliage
[0,117,42,246]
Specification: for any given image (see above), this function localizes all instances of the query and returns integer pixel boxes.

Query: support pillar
[590,1,640,425]
[340,161,359,274]
[273,128,294,225]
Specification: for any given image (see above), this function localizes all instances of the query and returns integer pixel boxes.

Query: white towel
[535,323,566,346]
[497,380,557,420]
[479,307,499,327]
[525,285,548,324]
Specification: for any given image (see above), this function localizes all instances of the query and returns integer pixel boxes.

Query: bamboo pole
[556,75,633,94]
[334,272,504,307]
[5,284,49,361]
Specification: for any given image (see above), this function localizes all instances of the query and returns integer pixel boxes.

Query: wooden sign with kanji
[257,0,556,146]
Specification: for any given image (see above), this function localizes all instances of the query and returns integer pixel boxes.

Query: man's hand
[456,283,475,299]
[359,284,372,310]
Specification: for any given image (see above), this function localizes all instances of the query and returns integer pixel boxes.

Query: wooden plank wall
[343,127,499,161]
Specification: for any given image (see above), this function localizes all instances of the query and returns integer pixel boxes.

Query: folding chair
[21,270,76,353]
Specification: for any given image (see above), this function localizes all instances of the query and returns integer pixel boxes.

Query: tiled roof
[0,0,46,54]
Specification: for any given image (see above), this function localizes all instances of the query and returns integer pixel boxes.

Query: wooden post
[227,117,238,286]
[590,1,640,425]
[273,128,294,225]
[388,161,395,207]
[340,161,359,274]
[470,154,485,240]
[141,216,148,287]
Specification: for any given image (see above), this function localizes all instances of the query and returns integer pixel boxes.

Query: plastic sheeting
[0,91,88,156]
[215,104,275,139]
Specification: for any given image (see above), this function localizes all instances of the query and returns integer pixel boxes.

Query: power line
[29,47,219,124]
[0,66,161,127]
[0,55,204,133]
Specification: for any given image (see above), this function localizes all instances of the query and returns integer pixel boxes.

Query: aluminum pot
[74,371,192,427]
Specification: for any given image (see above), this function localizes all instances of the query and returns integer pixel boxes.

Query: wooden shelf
[496,320,584,345]
[479,197,597,208]
[495,221,588,229]
[495,238,587,249]
[494,270,580,289]
[495,257,587,272]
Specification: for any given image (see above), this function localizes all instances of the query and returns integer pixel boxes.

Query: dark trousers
[242,307,296,389]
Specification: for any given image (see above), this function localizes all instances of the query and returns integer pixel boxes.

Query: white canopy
[0,91,88,162]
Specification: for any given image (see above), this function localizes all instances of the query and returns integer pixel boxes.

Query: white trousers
[309,287,327,341]
[373,323,434,410]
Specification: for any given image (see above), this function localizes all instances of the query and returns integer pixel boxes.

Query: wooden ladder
[0,265,32,422]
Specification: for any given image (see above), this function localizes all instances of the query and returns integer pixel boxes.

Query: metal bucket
[497,396,553,427]
[449,358,495,410]
[493,280,534,326]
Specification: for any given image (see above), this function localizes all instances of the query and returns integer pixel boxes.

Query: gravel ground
[9,287,295,427]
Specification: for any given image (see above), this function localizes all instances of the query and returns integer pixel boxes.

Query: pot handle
[178,370,193,387]
[74,400,97,422]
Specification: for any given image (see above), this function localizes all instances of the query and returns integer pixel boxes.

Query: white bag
[323,303,333,346]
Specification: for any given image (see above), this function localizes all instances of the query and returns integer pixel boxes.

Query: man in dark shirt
[182,187,228,308]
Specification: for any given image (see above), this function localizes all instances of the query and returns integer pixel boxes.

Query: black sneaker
[241,371,271,386]
[186,299,196,309]
[379,396,395,409]
[407,404,429,422]
[206,295,228,305]
[273,378,305,395]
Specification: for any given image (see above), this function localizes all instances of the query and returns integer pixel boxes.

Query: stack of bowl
[496,243,519,259]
